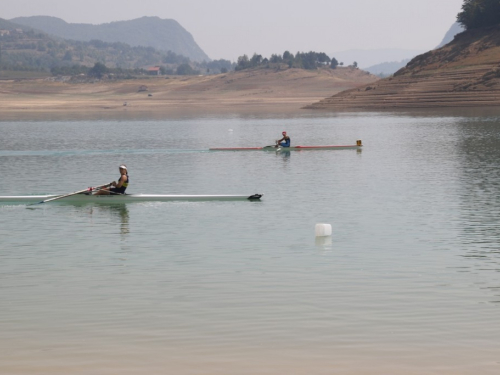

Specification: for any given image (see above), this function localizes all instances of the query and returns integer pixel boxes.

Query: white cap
[119,165,127,170]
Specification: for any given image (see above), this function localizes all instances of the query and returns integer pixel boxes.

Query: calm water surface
[1,111,500,374]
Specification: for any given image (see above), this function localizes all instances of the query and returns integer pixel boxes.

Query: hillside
[0,22,167,71]
[0,18,31,31]
[0,67,377,115]
[348,24,463,77]
[0,17,226,77]
[10,16,209,62]
[306,25,500,110]
[364,59,411,77]
[436,22,465,49]
[330,49,424,69]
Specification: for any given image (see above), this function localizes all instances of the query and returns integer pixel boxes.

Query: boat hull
[0,194,263,204]
[209,145,362,151]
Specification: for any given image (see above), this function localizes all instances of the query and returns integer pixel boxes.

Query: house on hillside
[0,30,10,36]
[147,66,161,76]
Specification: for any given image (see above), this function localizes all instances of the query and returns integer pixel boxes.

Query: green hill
[10,16,210,62]
[0,18,31,31]
[0,21,166,70]
[1,17,229,78]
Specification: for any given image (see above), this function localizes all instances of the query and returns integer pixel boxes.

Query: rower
[276,131,290,148]
[95,165,129,195]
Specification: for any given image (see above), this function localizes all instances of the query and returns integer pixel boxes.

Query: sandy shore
[0,67,377,119]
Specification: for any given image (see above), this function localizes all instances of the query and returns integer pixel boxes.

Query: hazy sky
[3,0,464,61]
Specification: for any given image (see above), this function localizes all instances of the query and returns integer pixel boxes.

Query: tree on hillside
[457,0,500,29]
[316,52,331,65]
[283,51,293,61]
[176,63,199,75]
[163,50,190,64]
[269,54,282,63]
[63,51,73,61]
[250,53,263,67]
[235,54,250,71]
[234,50,333,71]
[88,62,108,78]
[330,57,339,69]
[283,51,294,67]
[301,52,318,69]
[294,51,332,69]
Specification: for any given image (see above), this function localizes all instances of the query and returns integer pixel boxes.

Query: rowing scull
[209,140,362,151]
[0,194,263,204]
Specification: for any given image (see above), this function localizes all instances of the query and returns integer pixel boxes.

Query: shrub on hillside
[457,0,500,29]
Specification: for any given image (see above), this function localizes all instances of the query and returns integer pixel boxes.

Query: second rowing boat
[209,140,362,151]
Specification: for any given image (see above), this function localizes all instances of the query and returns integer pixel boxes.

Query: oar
[264,144,282,151]
[29,183,112,205]
[262,142,280,150]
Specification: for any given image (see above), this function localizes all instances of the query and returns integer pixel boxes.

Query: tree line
[235,51,346,71]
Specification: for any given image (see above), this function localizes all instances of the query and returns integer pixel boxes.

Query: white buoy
[228,129,233,132]
[315,223,332,237]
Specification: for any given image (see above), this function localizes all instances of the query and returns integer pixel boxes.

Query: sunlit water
[1,111,499,374]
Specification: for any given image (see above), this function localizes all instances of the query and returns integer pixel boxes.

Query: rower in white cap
[95,165,129,195]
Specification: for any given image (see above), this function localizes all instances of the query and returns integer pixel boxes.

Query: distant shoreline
[0,68,378,120]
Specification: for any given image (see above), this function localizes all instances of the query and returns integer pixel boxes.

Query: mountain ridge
[10,15,210,62]
[331,49,425,69]
[436,22,465,49]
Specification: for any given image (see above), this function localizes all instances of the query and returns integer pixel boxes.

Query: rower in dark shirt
[276,131,291,148]
[95,165,129,195]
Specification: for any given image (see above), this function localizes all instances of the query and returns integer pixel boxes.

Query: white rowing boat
[209,140,363,151]
[0,194,263,204]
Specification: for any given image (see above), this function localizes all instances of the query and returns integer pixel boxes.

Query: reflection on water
[77,203,130,238]
[456,119,500,302]
[278,150,291,161]
[314,235,332,248]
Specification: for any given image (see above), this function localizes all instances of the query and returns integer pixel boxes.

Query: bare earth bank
[306,26,500,110]
[0,67,377,119]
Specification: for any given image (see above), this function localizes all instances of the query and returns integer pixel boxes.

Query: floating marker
[315,223,332,237]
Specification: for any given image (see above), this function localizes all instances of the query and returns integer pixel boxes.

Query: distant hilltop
[331,49,425,70]
[436,22,464,49]
[305,24,500,110]
[9,16,210,62]
[337,23,465,77]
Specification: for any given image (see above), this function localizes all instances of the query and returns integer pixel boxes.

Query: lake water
[1,110,500,374]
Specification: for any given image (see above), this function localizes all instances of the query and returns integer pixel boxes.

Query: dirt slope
[0,67,377,115]
[306,26,500,110]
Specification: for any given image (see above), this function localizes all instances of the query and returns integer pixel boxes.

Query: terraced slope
[306,26,500,110]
